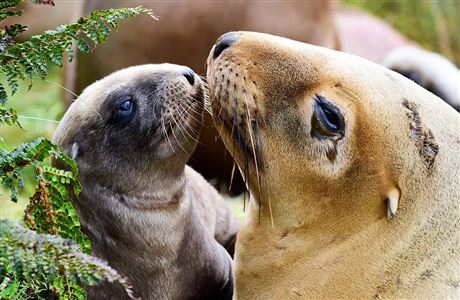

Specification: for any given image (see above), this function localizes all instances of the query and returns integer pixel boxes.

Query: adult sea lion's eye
[311,94,344,139]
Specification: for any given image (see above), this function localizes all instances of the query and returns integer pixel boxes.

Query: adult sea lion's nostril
[213,32,240,59]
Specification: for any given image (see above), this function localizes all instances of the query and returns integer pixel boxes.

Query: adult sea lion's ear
[386,188,400,221]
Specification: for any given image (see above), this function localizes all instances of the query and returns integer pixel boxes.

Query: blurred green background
[345,0,459,65]
[1,0,459,222]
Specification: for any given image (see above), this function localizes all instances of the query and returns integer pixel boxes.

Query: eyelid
[119,95,133,104]
[311,94,345,140]
[314,101,338,132]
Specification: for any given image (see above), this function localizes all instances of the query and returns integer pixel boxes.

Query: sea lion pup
[53,64,238,299]
[206,32,460,299]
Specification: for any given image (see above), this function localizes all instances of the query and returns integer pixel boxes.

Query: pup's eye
[119,99,133,116]
[117,97,135,118]
[311,95,344,140]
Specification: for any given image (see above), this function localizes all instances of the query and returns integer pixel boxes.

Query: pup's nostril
[213,32,239,59]
[183,69,195,86]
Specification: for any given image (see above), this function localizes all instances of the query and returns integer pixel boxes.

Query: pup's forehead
[107,63,187,81]
[73,63,184,111]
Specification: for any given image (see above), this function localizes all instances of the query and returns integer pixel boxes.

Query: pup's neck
[78,175,226,299]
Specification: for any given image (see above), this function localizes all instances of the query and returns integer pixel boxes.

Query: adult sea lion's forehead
[210,31,456,111]
[210,32,331,72]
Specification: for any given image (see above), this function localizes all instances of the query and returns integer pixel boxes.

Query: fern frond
[0,106,20,126]
[0,138,90,252]
[0,0,22,10]
[0,6,155,106]
[0,3,155,299]
[0,220,135,299]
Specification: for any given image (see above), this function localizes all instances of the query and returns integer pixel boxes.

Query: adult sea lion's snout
[212,32,240,60]
[206,31,330,192]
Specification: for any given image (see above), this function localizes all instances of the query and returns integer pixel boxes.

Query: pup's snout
[182,68,196,86]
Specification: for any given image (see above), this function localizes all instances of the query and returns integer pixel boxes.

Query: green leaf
[0,0,21,10]
[0,10,22,22]
[0,220,135,299]
[0,84,7,104]
[0,276,20,298]
[75,37,90,53]
[0,6,155,108]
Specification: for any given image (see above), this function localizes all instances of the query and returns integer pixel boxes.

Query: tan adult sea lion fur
[53,64,238,299]
[206,32,460,299]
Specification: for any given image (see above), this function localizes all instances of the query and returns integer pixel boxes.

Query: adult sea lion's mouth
[207,60,265,176]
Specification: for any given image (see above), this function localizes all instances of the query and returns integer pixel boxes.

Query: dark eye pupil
[119,100,132,111]
[322,107,339,130]
[311,95,344,140]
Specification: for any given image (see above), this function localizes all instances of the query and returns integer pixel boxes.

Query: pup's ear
[71,142,79,160]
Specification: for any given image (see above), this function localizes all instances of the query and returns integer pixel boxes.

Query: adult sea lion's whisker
[213,84,224,117]
[253,115,266,179]
[217,89,228,120]
[234,97,241,147]
[253,117,268,212]
[229,162,237,192]
[243,93,271,226]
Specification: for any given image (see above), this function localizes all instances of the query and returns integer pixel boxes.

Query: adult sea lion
[53,64,238,299]
[206,32,460,299]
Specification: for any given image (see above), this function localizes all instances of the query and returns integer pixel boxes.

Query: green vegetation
[0,67,62,221]
[0,220,134,299]
[346,0,460,65]
[0,1,155,298]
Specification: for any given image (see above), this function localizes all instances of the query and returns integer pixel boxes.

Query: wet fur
[207,32,460,299]
[53,64,238,299]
